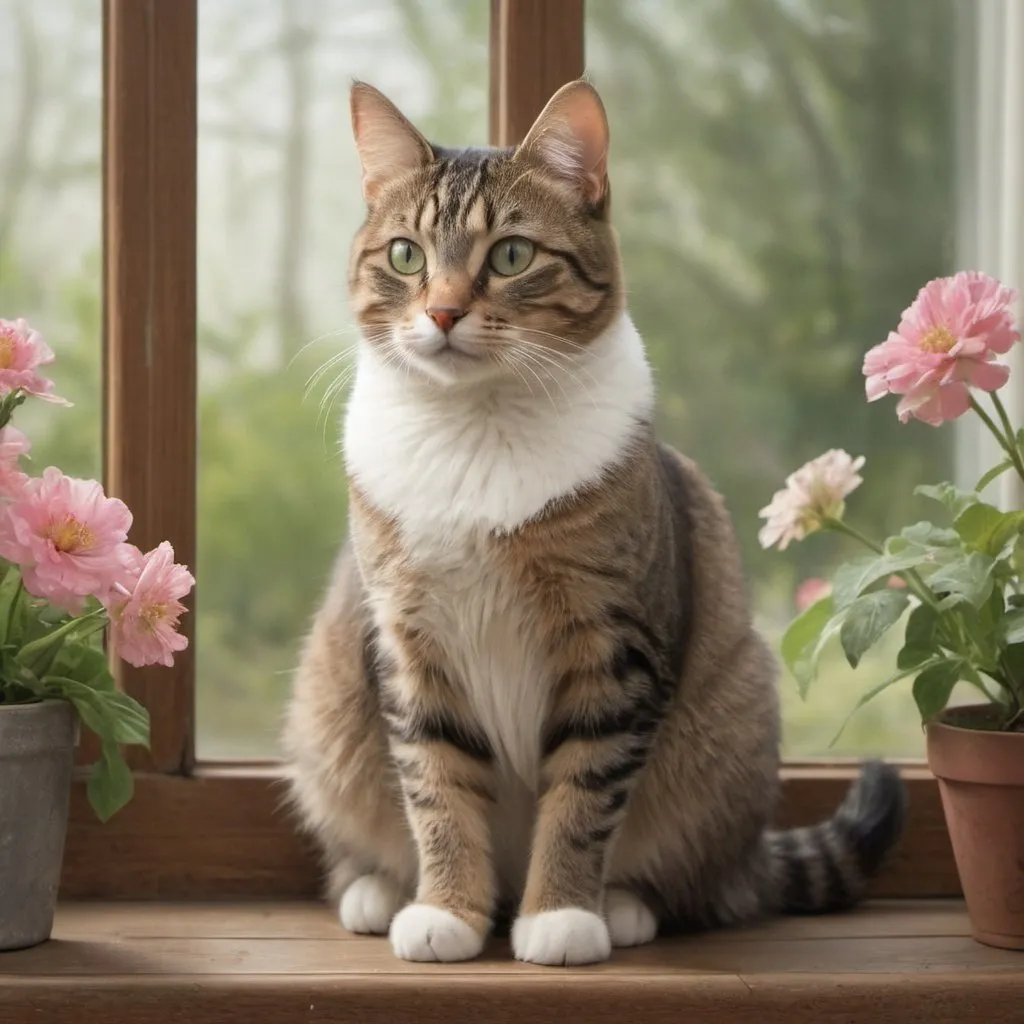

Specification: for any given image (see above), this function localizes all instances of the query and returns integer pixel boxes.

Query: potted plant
[0,318,194,952]
[762,271,1024,950]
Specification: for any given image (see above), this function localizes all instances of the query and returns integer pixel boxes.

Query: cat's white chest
[409,536,549,789]
[407,537,544,898]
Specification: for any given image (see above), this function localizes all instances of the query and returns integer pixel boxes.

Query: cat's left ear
[350,82,434,203]
[517,80,609,206]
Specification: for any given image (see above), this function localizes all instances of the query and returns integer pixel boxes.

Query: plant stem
[972,394,1024,485]
[823,516,883,554]
[824,516,941,611]
[5,576,22,641]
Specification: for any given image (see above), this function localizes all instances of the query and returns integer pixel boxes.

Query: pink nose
[427,306,466,333]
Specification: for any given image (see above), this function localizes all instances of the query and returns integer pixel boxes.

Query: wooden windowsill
[1,901,1022,1023]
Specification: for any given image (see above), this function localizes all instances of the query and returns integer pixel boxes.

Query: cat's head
[348,80,623,387]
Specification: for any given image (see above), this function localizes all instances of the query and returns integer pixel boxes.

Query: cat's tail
[764,760,907,915]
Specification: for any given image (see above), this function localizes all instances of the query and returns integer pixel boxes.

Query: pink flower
[863,271,1019,426]
[0,319,70,405]
[106,541,194,668]
[796,577,832,612]
[0,467,132,609]
[758,450,865,550]
[0,426,31,498]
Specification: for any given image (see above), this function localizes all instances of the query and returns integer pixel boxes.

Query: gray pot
[0,700,77,951]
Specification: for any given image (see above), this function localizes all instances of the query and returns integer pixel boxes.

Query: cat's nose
[427,306,467,334]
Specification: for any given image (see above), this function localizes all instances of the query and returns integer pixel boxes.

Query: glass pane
[197,0,489,756]
[586,0,961,756]
[0,0,102,479]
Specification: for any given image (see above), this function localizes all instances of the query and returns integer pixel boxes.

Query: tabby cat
[283,80,906,966]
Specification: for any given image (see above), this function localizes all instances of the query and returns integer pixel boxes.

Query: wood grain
[60,767,959,900]
[489,0,585,146]
[103,0,197,774]
[2,903,1022,1024]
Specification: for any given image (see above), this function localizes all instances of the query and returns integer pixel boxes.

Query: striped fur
[283,81,907,966]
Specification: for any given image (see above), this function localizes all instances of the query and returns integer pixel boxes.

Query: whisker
[287,325,366,368]
[502,348,563,414]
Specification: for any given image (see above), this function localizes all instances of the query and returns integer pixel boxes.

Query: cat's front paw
[389,903,485,962]
[605,888,658,947]
[512,908,612,966]
[339,874,404,935]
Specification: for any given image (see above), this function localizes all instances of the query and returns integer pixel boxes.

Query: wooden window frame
[62,0,960,900]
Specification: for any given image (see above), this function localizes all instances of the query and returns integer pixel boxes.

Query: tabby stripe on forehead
[535,242,611,293]
[458,158,491,228]
[437,161,470,229]
[415,163,447,233]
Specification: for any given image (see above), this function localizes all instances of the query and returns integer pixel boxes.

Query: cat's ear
[518,80,609,206]
[350,82,433,203]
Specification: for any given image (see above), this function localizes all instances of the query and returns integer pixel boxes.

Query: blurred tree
[1,0,961,757]
[587,0,957,595]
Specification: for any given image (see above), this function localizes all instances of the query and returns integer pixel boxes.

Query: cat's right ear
[350,82,433,203]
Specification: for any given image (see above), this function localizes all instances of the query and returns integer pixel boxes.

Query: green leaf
[49,642,114,691]
[43,678,149,747]
[912,660,963,722]
[898,603,940,670]
[896,522,960,549]
[839,589,910,669]
[830,662,937,746]
[17,608,106,672]
[928,551,996,609]
[916,482,979,517]
[781,596,833,675]
[780,596,844,698]
[0,565,23,641]
[97,691,149,747]
[953,502,1024,556]
[831,551,930,609]
[976,459,1014,493]
[999,608,1024,646]
[87,742,135,822]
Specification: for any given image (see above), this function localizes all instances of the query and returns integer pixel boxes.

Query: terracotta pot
[926,704,1024,951]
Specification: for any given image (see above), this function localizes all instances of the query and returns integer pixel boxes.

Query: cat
[282,79,907,967]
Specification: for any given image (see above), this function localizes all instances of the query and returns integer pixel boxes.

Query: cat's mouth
[412,336,484,362]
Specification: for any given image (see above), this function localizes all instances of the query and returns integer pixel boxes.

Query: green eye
[389,238,425,275]
[488,236,535,276]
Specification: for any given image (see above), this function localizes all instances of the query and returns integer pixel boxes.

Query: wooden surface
[102,0,198,773]
[59,766,959,900]
[490,0,585,147]
[1,902,1022,1023]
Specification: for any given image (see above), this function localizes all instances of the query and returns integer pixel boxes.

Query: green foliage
[840,590,910,669]
[0,563,149,822]
[780,480,1024,737]
[4,0,967,758]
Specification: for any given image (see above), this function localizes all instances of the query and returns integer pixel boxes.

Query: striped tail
[767,760,907,914]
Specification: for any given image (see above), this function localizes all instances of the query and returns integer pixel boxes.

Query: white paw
[512,908,612,966]
[339,874,403,935]
[605,889,658,947]
[389,903,484,962]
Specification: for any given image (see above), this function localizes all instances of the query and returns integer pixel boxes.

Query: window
[195,0,489,757]
[60,0,980,899]
[586,0,961,757]
[0,0,102,479]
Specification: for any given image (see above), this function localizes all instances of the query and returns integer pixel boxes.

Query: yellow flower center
[919,325,957,354]
[0,327,15,370]
[46,515,94,553]
[139,603,168,633]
